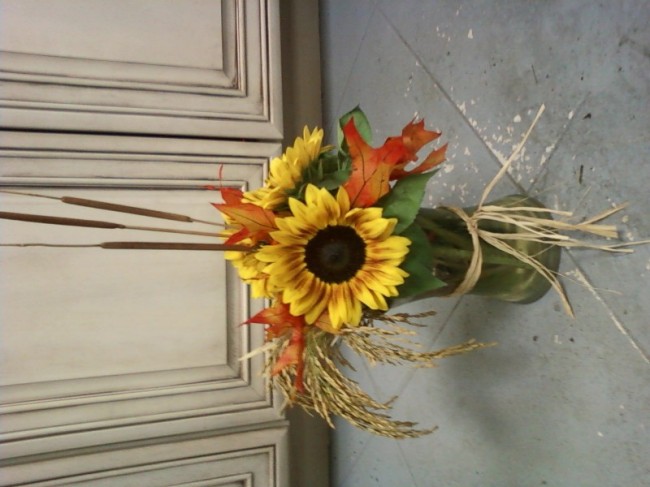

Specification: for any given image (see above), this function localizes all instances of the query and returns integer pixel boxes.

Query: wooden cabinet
[0,1,316,485]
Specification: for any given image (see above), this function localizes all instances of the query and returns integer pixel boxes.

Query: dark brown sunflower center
[304,225,366,283]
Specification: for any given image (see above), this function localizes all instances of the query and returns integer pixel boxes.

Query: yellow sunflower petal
[304,281,329,324]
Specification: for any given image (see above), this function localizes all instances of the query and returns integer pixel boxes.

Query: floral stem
[0,211,225,238]
[429,245,531,268]
[415,213,472,250]
[0,189,224,227]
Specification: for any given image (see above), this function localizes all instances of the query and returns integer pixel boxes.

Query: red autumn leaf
[212,188,276,244]
[391,143,448,179]
[219,187,245,204]
[271,329,303,375]
[246,302,304,338]
[390,120,447,180]
[246,302,306,392]
[401,119,441,155]
[343,119,406,207]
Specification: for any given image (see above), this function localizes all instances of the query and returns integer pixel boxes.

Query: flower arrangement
[208,105,642,437]
[214,107,493,437]
[1,105,644,438]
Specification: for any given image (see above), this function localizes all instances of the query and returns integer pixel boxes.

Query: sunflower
[224,246,276,299]
[244,126,326,210]
[257,184,411,329]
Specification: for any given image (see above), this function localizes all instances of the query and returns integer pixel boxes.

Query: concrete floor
[320,1,649,486]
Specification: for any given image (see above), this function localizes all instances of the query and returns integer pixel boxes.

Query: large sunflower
[257,184,411,329]
[244,126,325,210]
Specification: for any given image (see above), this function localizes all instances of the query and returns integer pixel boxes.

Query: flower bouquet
[1,106,641,437]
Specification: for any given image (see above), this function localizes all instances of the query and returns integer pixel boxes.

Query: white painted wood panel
[0,427,288,486]
[0,0,282,138]
[0,132,284,460]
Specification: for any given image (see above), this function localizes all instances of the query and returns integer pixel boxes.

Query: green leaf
[397,224,446,298]
[377,172,434,234]
[337,106,372,147]
[286,152,352,200]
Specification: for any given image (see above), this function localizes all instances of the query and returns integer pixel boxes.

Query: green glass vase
[414,194,562,304]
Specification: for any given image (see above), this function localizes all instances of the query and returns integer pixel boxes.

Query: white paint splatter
[597,431,604,437]
[443,164,455,174]
[459,101,467,114]
[513,114,522,123]
[468,29,474,39]
[464,147,471,156]
[622,215,629,223]
[568,110,575,120]
[554,335,562,345]
[485,141,508,166]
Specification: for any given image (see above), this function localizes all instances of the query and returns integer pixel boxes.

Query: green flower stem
[402,195,562,303]
[428,245,532,268]
[415,213,472,250]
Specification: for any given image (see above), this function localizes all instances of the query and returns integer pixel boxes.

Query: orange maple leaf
[342,119,406,207]
[212,188,277,244]
[342,118,447,206]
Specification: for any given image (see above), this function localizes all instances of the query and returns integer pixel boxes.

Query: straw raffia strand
[444,188,637,318]
[442,104,647,317]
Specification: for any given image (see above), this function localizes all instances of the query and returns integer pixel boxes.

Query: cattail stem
[0,211,122,229]
[0,211,226,238]
[0,242,251,251]
[0,189,224,227]
[101,242,249,251]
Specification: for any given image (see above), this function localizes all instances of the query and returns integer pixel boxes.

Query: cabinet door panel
[0,428,288,487]
[0,0,282,138]
[0,132,283,460]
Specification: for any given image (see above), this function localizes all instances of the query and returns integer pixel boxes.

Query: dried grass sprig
[261,312,493,438]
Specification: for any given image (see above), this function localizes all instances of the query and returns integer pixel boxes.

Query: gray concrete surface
[320,1,650,486]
